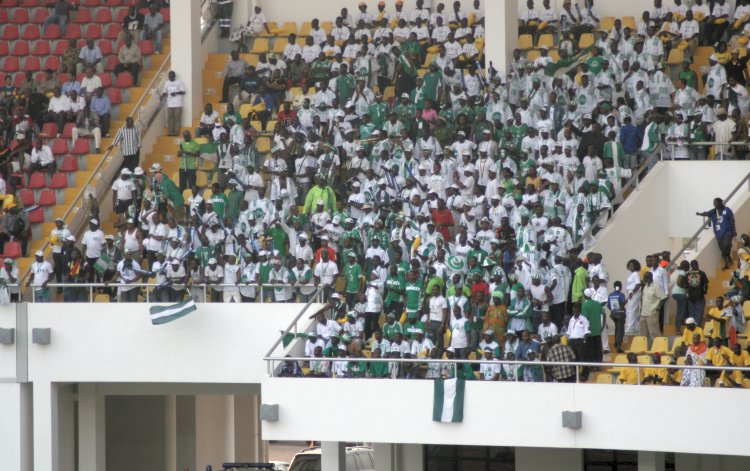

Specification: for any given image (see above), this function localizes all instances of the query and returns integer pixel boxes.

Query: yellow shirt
[704,307,725,339]
[707,346,731,367]
[644,366,669,385]
[732,350,750,366]
[681,326,705,345]
[618,366,639,385]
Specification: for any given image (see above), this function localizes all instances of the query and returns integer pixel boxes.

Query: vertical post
[373,443,395,471]
[483,0,518,76]
[170,0,202,127]
[89,285,93,302]
[33,382,59,471]
[320,442,346,471]
[78,384,105,471]
[164,395,177,471]
[637,451,666,471]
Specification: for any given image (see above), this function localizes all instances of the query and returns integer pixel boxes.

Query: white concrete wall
[0,303,17,380]
[0,383,32,471]
[261,378,750,457]
[25,303,320,384]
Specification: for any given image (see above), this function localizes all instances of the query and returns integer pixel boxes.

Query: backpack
[686,271,702,293]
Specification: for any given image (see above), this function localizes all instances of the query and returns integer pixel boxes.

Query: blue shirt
[78,46,103,65]
[514,339,540,360]
[619,124,642,154]
[90,95,111,115]
[607,290,626,312]
[703,207,735,238]
[61,81,81,96]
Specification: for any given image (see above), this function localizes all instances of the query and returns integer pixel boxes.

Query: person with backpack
[696,197,736,270]
[685,260,709,327]
[671,260,690,334]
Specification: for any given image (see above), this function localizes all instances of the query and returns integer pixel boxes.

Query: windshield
[288,455,320,471]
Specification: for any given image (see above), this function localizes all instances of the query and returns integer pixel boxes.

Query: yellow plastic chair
[578,33,595,49]
[666,48,684,65]
[518,34,534,50]
[251,38,270,54]
[256,137,270,153]
[537,33,554,49]
[596,373,613,384]
[648,337,669,354]
[527,50,541,62]
[600,16,615,31]
[629,336,648,353]
[298,22,312,36]
[622,16,637,30]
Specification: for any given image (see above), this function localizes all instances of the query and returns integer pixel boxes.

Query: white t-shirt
[112,178,136,200]
[428,295,448,322]
[314,260,339,285]
[162,79,186,108]
[82,229,104,258]
[31,260,54,286]
[450,317,469,348]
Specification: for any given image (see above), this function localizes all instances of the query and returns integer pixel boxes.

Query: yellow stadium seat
[271,40,286,54]
[282,22,297,36]
[256,137,270,153]
[320,21,333,34]
[527,50,541,61]
[637,355,652,364]
[468,352,477,360]
[596,373,613,384]
[289,86,303,99]
[182,189,192,201]
[676,356,686,365]
[94,294,109,303]
[299,22,312,36]
[266,120,278,132]
[259,22,278,37]
[600,16,615,31]
[648,337,669,354]
[251,38,270,54]
[608,354,628,373]
[383,86,395,100]
[549,49,560,62]
[197,172,211,188]
[518,34,534,50]
[666,48,684,65]
[578,33,595,49]
[622,16,637,30]
[629,336,648,353]
[660,355,673,365]
[537,33,554,49]
[671,337,684,354]
[250,120,263,131]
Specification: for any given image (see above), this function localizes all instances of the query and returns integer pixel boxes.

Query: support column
[196,395,234,469]
[484,0,518,76]
[699,455,720,471]
[33,382,59,471]
[320,442,345,471]
[164,395,177,471]
[397,444,424,471]
[638,451,665,471]
[516,447,583,471]
[232,0,252,29]
[170,0,203,127]
[175,396,196,471]
[78,384,105,471]
[234,394,264,462]
[373,443,395,471]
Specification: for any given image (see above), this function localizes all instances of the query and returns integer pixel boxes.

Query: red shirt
[471,280,490,299]
[278,109,297,127]
[431,208,454,242]
[314,246,337,263]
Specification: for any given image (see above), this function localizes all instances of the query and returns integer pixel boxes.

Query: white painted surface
[0,383,32,471]
[25,303,320,383]
[261,378,750,457]
[485,0,518,75]
[0,303,18,380]
[170,0,202,126]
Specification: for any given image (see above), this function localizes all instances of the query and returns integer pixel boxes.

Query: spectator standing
[81,219,104,270]
[48,218,71,284]
[545,335,577,382]
[697,197,736,270]
[44,0,77,36]
[640,272,667,341]
[162,71,187,137]
[109,117,142,173]
[221,51,250,103]
[27,251,54,302]
[177,131,200,191]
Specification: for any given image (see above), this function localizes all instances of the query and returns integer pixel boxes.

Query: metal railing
[264,355,750,386]
[27,282,324,304]
[664,141,749,161]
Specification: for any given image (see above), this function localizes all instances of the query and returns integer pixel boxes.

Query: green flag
[433,378,465,423]
[149,300,197,325]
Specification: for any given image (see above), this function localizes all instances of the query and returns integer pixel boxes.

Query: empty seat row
[1,38,144,58]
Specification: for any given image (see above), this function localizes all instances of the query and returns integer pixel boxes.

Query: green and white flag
[149,300,197,325]
[433,378,465,423]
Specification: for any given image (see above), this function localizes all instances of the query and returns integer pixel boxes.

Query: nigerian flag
[433,378,465,423]
[149,300,197,325]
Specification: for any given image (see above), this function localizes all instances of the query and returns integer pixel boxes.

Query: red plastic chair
[82,0,100,5]
[2,57,20,73]
[138,39,153,56]
[21,24,41,40]
[59,155,79,172]
[32,40,51,56]
[50,139,68,154]
[1,25,20,41]
[53,39,68,55]
[48,173,68,189]
[2,241,22,259]
[28,209,45,224]
[106,0,123,5]
[42,24,61,40]
[11,41,30,57]
[114,72,133,88]
[0,9,7,23]
[21,0,40,7]
[71,139,90,155]
[11,9,30,24]
[161,7,170,23]
[13,73,25,88]
[22,57,41,72]
[27,172,46,189]
[37,189,56,206]
[31,8,48,23]
[104,55,118,72]
[99,73,112,88]
[85,24,103,40]
[97,39,113,55]
[72,8,91,24]
[107,88,122,105]
[42,56,60,71]
[104,23,121,40]
[63,24,81,40]
[0,42,8,56]
[94,9,112,23]
[62,123,76,139]
[40,123,58,137]
[18,189,35,206]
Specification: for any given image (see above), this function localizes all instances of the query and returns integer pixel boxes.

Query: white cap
[463,164,475,173]
[208,258,217,264]
[35,250,44,257]
[134,167,144,175]
[685,317,696,325]
[90,218,99,225]
[583,288,594,298]
[120,168,132,175]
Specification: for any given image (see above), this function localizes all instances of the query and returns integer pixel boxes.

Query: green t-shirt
[404,281,423,311]
[384,274,405,305]
[582,299,603,336]
[267,226,288,257]
[382,321,403,341]
[179,140,200,170]
[336,74,357,105]
[208,192,228,219]
[344,263,363,294]
[194,246,214,267]
[368,102,390,130]
[258,262,272,284]
[423,72,442,102]
[226,189,244,220]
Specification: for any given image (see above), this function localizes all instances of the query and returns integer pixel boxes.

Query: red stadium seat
[48,173,68,189]
[85,24,103,40]
[107,88,122,105]
[11,41,30,57]
[72,8,91,24]
[1,25,20,41]
[32,40,51,56]
[161,8,170,22]
[41,123,58,137]
[51,139,68,155]
[0,42,8,56]
[37,189,56,206]
[21,0,41,6]
[2,57,20,73]
[106,0,123,5]
[104,24,121,39]
[82,0,100,5]
[43,56,60,71]
[62,123,75,139]
[104,55,118,72]
[56,73,70,84]
[42,24,61,39]
[27,209,45,224]
[59,155,78,172]
[97,39,113,55]
[11,9,30,24]
[13,73,25,88]
[0,9,7,23]
[2,242,22,259]
[31,8,49,24]
[114,8,128,23]
[63,24,81,40]
[114,72,133,88]
[99,73,112,88]
[18,189,35,207]
[27,172,46,189]
[21,25,41,40]
[23,57,41,72]
[94,9,112,23]
[71,139,90,155]
[138,39,153,56]
[53,39,68,55]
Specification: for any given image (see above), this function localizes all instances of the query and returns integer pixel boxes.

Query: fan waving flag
[433,378,465,423]
[149,300,197,325]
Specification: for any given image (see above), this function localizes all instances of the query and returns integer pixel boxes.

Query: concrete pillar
[170,0,203,127]
[176,396,196,471]
[373,443,395,471]
[397,444,424,471]
[165,395,177,471]
[516,447,583,471]
[232,0,252,29]
[699,455,720,471]
[57,386,75,471]
[321,442,345,471]
[0,383,33,471]
[196,395,235,469]
[33,382,59,471]
[638,451,665,471]
[675,453,699,471]
[78,384,105,471]
[484,0,518,76]
[234,394,264,462]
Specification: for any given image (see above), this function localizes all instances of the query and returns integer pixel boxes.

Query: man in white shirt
[82,218,105,267]
[314,247,339,300]
[27,250,54,302]
[112,168,136,215]
[29,138,55,173]
[45,87,72,136]
[115,250,142,302]
[161,70,186,136]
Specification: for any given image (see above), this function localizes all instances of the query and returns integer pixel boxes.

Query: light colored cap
[90,219,98,225]
[583,288,594,298]
[105,234,114,240]
[120,168,131,175]
[208,258,217,264]
[35,250,44,257]
[685,317,696,325]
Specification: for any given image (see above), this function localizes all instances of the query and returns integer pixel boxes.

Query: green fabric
[423,72,442,102]
[336,74,357,105]
[226,189,243,220]
[404,281,424,310]
[571,267,588,304]
[382,321,403,341]
[267,226,288,257]
[344,263,363,294]
[368,102,390,130]
[384,274,405,305]
[179,140,200,170]
[582,299,603,336]
[159,176,184,207]
[207,192,228,219]
[303,185,337,214]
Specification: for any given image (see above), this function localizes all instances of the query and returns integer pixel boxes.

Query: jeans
[687,299,705,326]
[119,288,140,302]
[178,169,196,192]
[672,293,688,329]
[44,14,68,35]
[34,288,50,302]
[141,29,163,53]
[611,310,625,350]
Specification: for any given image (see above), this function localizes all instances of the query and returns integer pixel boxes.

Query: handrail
[572,148,663,250]
[664,141,749,161]
[668,170,750,270]
[264,286,325,372]
[265,355,750,385]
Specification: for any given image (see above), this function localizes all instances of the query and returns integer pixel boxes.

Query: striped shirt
[112,125,142,156]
